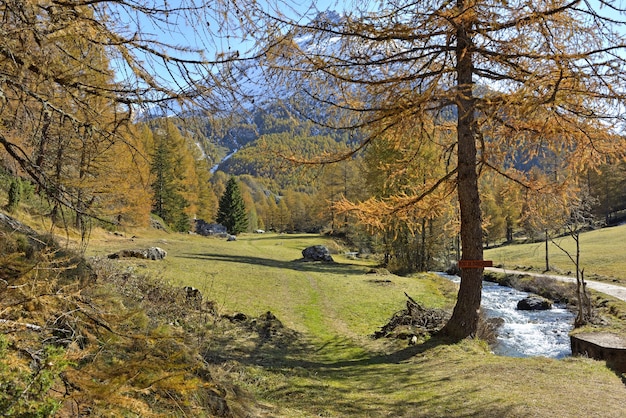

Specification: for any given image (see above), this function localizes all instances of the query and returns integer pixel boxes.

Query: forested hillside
[139,97,626,273]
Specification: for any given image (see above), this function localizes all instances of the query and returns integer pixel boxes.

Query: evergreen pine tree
[217,177,248,234]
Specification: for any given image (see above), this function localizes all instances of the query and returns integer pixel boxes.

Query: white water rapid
[442,274,575,358]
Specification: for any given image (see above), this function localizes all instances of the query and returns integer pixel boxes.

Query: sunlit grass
[241,339,626,418]
[485,224,626,283]
[84,228,626,417]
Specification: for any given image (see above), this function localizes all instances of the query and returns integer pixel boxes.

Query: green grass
[84,229,626,417]
[247,343,626,418]
[485,224,626,284]
[86,231,453,339]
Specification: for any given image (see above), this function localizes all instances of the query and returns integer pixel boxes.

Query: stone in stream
[516,296,552,311]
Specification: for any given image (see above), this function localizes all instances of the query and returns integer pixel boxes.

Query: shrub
[0,336,67,417]
[7,178,22,213]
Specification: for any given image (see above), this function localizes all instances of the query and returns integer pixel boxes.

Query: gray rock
[145,247,167,260]
[150,217,167,230]
[517,296,552,311]
[302,245,334,262]
[108,247,166,260]
[194,219,227,236]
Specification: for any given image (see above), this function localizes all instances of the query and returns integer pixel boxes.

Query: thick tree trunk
[441,2,483,340]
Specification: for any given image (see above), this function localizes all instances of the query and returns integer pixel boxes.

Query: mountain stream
[442,274,575,358]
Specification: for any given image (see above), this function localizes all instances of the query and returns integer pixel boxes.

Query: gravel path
[485,267,626,303]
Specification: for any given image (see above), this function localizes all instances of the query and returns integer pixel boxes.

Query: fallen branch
[374,293,450,339]
[0,318,43,331]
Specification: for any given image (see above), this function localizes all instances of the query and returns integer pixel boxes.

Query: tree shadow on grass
[181,252,367,275]
[243,233,327,241]
[253,334,454,369]
[203,317,445,370]
[266,363,519,417]
[208,331,520,417]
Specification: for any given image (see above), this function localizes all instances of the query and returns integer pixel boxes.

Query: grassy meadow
[85,230,455,346]
[81,228,626,417]
[485,223,626,285]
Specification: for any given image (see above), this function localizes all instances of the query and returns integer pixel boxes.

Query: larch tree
[263,194,280,232]
[275,198,292,232]
[148,120,194,231]
[192,154,219,223]
[586,161,626,224]
[106,128,153,227]
[357,118,457,272]
[480,172,522,247]
[239,179,260,230]
[239,0,626,339]
[283,189,315,232]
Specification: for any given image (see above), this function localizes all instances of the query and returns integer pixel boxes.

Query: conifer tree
[104,126,152,227]
[191,149,218,222]
[264,196,279,232]
[217,177,249,234]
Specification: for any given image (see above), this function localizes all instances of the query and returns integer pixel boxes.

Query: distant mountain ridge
[155,9,573,185]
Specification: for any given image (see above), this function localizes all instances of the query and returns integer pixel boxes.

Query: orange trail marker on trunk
[458,259,493,269]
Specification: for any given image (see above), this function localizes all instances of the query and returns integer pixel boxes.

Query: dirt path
[303,273,387,353]
[486,267,626,303]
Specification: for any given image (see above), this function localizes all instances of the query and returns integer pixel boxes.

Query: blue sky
[111,1,626,102]
[110,1,349,89]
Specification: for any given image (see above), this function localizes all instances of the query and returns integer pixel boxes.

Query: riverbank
[483,268,626,336]
[441,272,576,358]
[79,228,626,415]
[484,224,626,287]
[486,267,626,302]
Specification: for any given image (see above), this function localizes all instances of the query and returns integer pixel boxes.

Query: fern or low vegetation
[0,222,256,416]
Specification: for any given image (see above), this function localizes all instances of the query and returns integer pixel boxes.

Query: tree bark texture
[441,2,484,339]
